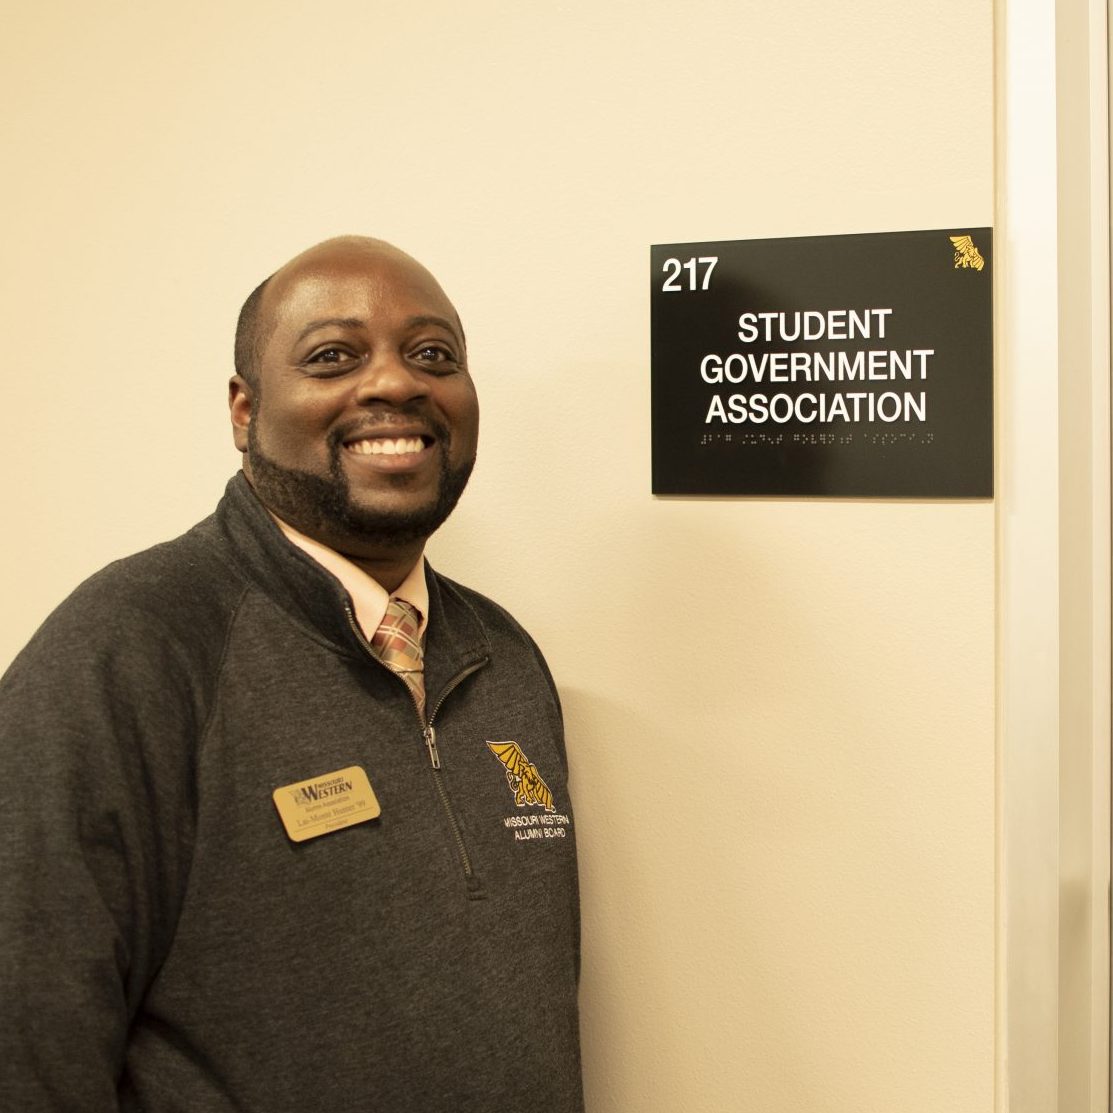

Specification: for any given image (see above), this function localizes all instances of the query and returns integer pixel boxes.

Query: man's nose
[352,352,430,405]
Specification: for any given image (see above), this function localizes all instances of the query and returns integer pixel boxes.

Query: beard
[246,415,475,549]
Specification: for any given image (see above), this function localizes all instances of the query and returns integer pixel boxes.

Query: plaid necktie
[370,598,425,718]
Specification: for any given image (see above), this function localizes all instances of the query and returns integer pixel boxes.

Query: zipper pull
[424,725,442,770]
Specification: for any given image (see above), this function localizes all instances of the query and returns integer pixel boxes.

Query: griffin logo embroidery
[486,741,555,812]
[950,234,985,272]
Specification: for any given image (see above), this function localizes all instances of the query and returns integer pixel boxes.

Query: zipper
[345,603,487,883]
[418,658,488,770]
[421,659,486,879]
[422,724,441,770]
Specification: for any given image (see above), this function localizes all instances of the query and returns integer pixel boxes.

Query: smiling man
[232,238,480,588]
[0,237,584,1112]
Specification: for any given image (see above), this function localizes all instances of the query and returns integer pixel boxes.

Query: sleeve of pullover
[0,570,210,1110]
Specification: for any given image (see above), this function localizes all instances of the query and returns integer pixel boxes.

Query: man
[0,237,584,1112]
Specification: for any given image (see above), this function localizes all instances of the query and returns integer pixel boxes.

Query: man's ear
[229,375,254,454]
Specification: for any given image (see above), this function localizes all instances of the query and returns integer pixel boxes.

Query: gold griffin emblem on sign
[486,741,555,812]
[950,234,985,272]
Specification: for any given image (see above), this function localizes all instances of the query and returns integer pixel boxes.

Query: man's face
[230,240,479,555]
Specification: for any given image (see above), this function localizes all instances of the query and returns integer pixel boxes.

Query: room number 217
[661,256,718,292]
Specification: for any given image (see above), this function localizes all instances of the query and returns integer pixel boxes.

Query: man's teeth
[346,437,424,456]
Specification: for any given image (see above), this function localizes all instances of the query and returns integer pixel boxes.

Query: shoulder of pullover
[8,515,248,689]
[0,514,252,813]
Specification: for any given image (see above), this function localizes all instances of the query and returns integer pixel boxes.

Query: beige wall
[0,2,997,1109]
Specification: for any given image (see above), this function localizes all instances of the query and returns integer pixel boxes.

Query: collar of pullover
[210,474,491,699]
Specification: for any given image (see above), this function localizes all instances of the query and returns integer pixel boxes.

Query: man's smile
[343,434,432,458]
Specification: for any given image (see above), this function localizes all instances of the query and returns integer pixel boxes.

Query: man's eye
[413,345,457,367]
[307,347,351,364]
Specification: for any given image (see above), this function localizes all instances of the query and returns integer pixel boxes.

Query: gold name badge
[272,765,381,843]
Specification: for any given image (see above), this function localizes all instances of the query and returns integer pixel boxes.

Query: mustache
[326,406,451,452]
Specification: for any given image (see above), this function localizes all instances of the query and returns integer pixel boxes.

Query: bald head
[233,237,461,388]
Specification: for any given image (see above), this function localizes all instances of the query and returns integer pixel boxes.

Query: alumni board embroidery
[486,740,555,813]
